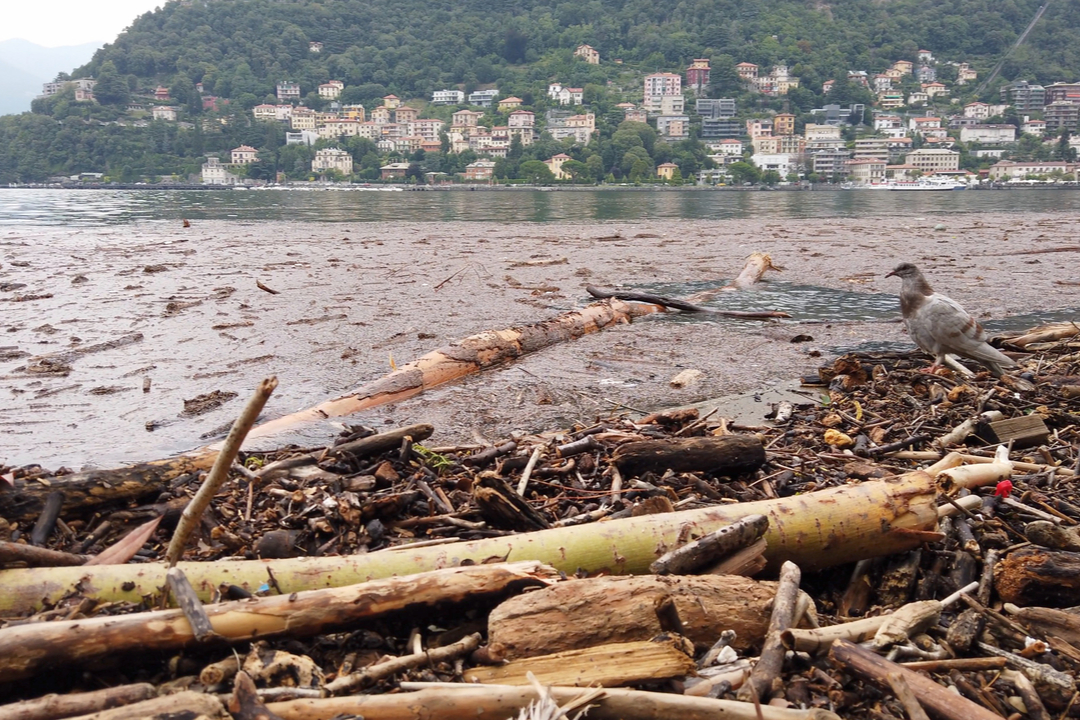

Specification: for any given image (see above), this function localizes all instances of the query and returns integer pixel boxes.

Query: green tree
[727,161,761,185]
[520,159,554,184]
[94,61,130,106]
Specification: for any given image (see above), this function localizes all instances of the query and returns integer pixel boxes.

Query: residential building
[822,79,835,94]
[318,118,363,139]
[1023,119,1047,136]
[700,118,741,138]
[957,63,977,85]
[508,109,535,131]
[644,73,682,111]
[923,82,947,97]
[853,138,889,159]
[906,148,960,173]
[290,107,317,130]
[848,70,869,88]
[201,157,240,185]
[917,66,937,83]
[773,113,796,136]
[909,116,941,133]
[286,130,319,145]
[394,106,419,124]
[276,81,301,102]
[152,106,177,121]
[887,137,914,158]
[891,60,913,75]
[312,148,353,175]
[420,139,442,154]
[432,89,465,105]
[811,148,851,178]
[40,77,96,97]
[877,93,904,110]
[686,59,711,92]
[847,158,886,184]
[408,118,445,143]
[918,49,934,64]
[696,98,736,118]
[735,63,759,80]
[709,139,744,155]
[964,102,990,119]
[1000,80,1045,111]
[74,88,95,102]
[753,135,804,154]
[465,160,497,180]
[806,123,843,141]
[1045,82,1080,104]
[468,89,499,107]
[656,115,690,139]
[498,97,523,112]
[231,145,258,164]
[746,118,773,138]
[988,160,1077,180]
[656,162,679,180]
[318,81,344,100]
[574,44,600,64]
[810,103,865,126]
[154,86,171,101]
[886,164,919,180]
[873,74,893,93]
[380,163,411,180]
[959,124,1017,144]
[659,95,685,115]
[341,105,366,121]
[548,113,596,143]
[452,110,483,127]
[1045,101,1080,131]
[545,153,571,180]
[251,103,278,121]
[382,95,401,109]
[907,92,929,106]
[751,153,799,177]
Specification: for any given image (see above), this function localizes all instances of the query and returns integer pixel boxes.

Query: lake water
[4,186,1080,225]
[2,188,1078,469]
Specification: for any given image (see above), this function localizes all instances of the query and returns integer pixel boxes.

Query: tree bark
[486,574,790,659]
[737,561,801,702]
[60,691,227,720]
[995,547,1080,606]
[0,471,941,616]
[0,683,156,720]
[0,562,557,682]
[613,435,766,477]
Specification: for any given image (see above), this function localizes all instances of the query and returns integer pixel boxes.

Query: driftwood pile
[1,307,1080,719]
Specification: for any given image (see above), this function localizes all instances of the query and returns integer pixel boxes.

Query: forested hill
[75,0,1078,101]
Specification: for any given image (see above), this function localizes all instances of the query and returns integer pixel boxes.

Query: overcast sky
[2,1,164,47]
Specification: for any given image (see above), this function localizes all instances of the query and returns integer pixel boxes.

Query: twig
[165,377,278,567]
[517,446,543,496]
[325,632,481,695]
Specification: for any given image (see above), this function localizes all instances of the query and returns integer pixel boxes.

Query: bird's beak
[885,269,897,278]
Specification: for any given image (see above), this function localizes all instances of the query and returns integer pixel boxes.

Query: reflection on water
[4,187,1080,225]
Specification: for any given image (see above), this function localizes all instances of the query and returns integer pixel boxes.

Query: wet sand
[1,212,1078,469]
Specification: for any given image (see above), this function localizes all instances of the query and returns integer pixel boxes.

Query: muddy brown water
[1,212,1078,469]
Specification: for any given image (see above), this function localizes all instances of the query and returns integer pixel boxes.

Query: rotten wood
[737,560,801,703]
[649,514,769,575]
[612,435,766,477]
[995,546,1080,606]
[0,541,86,568]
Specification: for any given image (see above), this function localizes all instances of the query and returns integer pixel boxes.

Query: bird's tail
[968,343,1017,377]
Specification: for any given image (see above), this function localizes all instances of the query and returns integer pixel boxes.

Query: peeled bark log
[685,252,780,303]
[0,562,557,682]
[268,685,841,720]
[486,575,790,659]
[212,298,662,451]
[62,691,227,720]
[0,471,941,615]
[613,435,766,477]
[996,547,1080,606]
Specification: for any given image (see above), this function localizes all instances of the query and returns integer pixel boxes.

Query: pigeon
[885,262,1016,377]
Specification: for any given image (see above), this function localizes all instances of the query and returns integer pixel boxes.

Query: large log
[486,574,792,659]
[0,683,156,720]
[0,562,557,682]
[0,471,941,615]
[268,685,841,720]
[210,298,663,451]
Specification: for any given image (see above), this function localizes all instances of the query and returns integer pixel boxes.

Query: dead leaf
[86,516,163,565]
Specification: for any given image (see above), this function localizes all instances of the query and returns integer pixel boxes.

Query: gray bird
[886,263,1016,377]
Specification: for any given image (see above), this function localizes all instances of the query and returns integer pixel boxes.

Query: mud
[1,212,1078,468]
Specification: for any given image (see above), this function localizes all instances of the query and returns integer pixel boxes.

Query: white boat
[863,177,967,191]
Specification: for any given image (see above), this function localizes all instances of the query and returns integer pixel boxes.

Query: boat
[861,177,968,191]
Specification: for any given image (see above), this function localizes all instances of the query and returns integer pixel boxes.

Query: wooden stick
[270,684,841,720]
[29,491,63,547]
[893,450,1075,478]
[887,671,931,720]
[0,562,557,682]
[229,671,286,720]
[165,566,216,642]
[738,560,801,702]
[0,683,156,720]
[165,376,277,567]
[325,633,481,695]
[517,446,543,496]
[0,541,87,567]
[60,691,226,720]
[899,657,1006,672]
[829,639,1002,720]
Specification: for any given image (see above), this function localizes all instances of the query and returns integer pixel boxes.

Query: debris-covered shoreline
[1,318,1079,720]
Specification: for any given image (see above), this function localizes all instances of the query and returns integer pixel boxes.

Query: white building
[230,145,258,164]
[312,148,354,175]
[644,73,681,112]
[318,81,344,100]
[959,124,1017,144]
[547,83,584,106]
[906,148,960,174]
[432,89,465,105]
[201,157,240,185]
[750,153,798,177]
[152,106,177,121]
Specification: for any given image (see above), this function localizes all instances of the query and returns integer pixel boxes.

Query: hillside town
[37,44,1080,187]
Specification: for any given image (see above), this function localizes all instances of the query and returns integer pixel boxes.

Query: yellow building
[656,162,679,180]
[545,153,571,179]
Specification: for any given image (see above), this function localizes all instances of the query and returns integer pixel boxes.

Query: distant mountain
[0,39,102,116]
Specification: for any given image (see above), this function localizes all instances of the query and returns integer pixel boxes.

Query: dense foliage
[2,0,1079,183]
